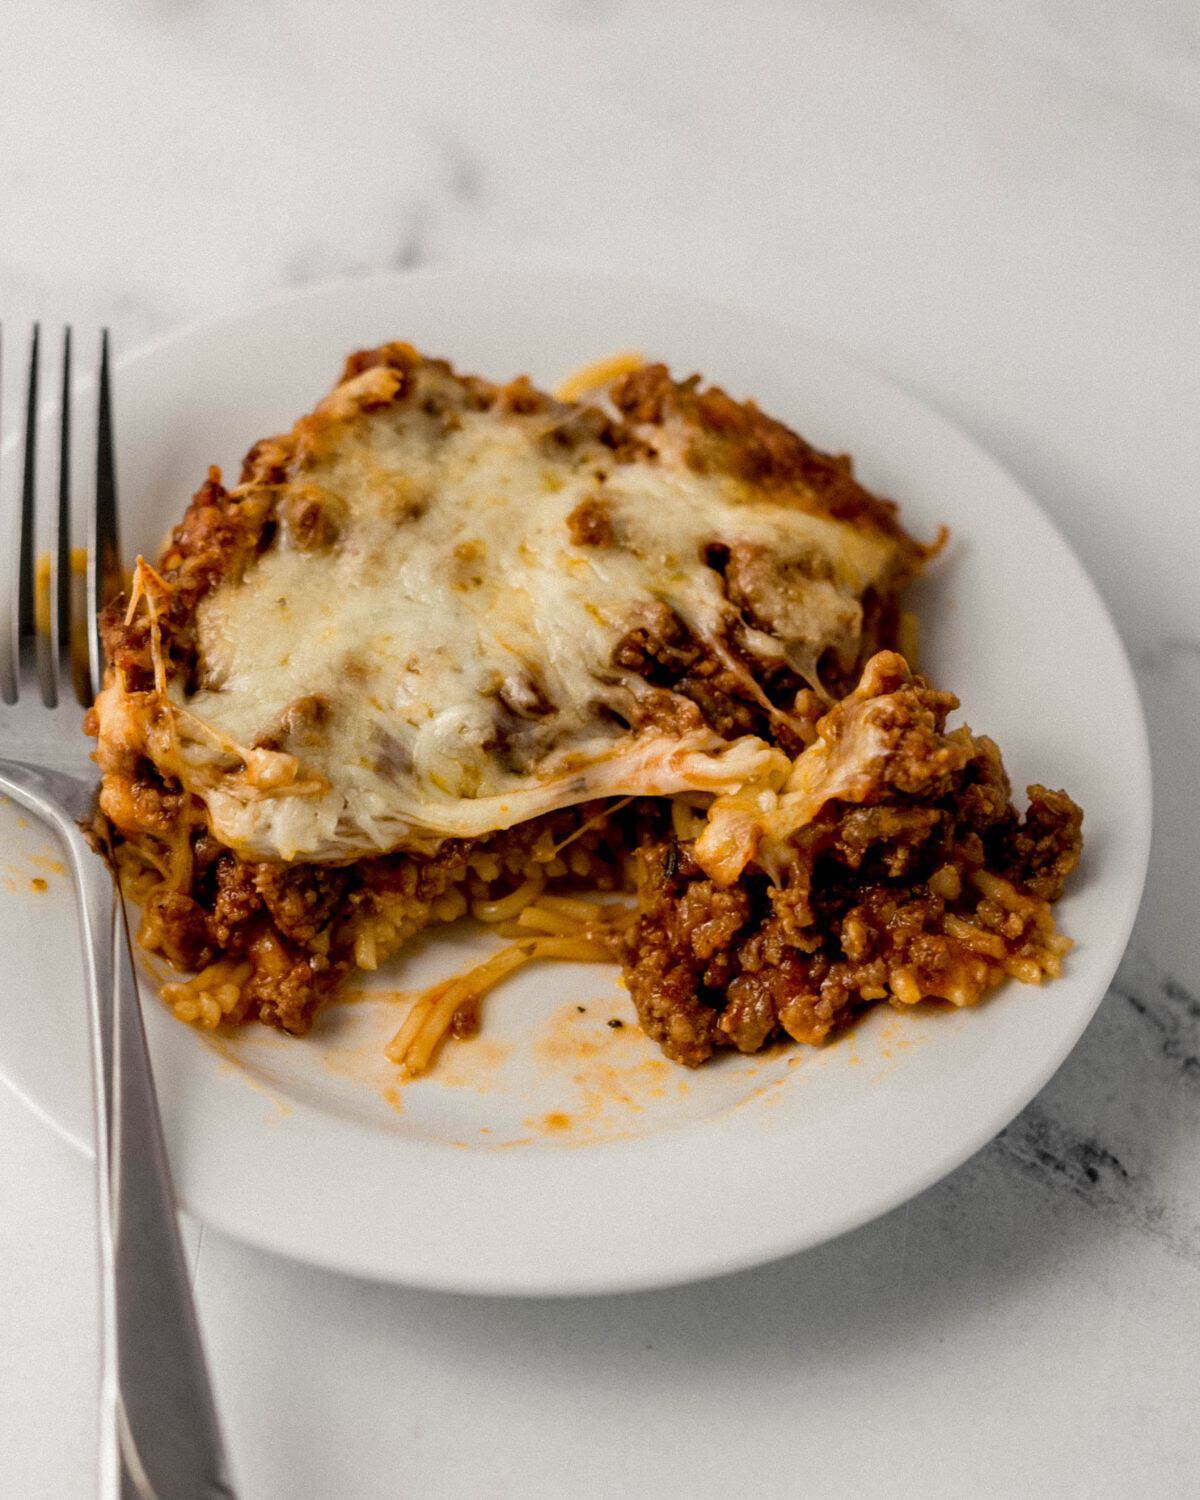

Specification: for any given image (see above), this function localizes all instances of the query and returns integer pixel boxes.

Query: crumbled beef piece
[142,888,214,972]
[623,843,751,1065]
[609,363,917,542]
[617,661,1083,1062]
[566,495,615,547]
[208,855,262,947]
[252,863,351,946]
[992,785,1083,902]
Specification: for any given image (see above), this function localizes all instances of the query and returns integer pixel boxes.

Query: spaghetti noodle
[387,875,635,1077]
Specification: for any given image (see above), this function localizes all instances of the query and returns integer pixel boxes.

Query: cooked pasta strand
[515,905,585,936]
[398,945,536,1075]
[547,797,632,857]
[389,935,615,1077]
[554,351,644,402]
[385,982,453,1064]
[532,894,603,921]
[470,874,545,923]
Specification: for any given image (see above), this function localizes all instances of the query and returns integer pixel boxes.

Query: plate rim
[0,265,1152,1295]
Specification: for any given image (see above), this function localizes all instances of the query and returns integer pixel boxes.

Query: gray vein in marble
[997,1107,1132,1199]
[1139,635,1200,674]
[967,944,1200,1265]
[278,132,489,290]
[1111,959,1200,1089]
[284,200,431,286]
[439,137,486,206]
[390,213,427,272]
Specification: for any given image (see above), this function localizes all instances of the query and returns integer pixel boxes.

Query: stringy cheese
[127,364,909,861]
[697,655,921,885]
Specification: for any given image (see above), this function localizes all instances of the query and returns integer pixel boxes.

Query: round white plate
[0,269,1150,1295]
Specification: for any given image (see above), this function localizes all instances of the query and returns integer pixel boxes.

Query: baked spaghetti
[87,345,1081,1073]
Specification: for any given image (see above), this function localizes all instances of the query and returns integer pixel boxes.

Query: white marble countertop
[2,2,1198,1495]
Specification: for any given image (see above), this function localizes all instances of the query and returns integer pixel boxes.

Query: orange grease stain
[318,1038,393,1083]
[310,987,525,1105]
[428,1037,515,1092]
[518,1002,687,1142]
[1,846,67,896]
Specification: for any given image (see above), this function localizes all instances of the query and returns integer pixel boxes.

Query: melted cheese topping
[696,670,906,886]
[149,364,910,860]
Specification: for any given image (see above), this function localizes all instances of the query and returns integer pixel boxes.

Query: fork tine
[19,324,57,707]
[0,323,12,705]
[88,328,121,706]
[50,325,73,707]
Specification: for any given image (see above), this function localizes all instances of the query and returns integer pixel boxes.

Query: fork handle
[107,875,237,1498]
[63,826,237,1499]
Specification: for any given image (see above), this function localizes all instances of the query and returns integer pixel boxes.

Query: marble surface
[2,2,1198,1495]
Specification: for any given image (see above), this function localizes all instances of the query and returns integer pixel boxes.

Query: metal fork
[0,326,236,1499]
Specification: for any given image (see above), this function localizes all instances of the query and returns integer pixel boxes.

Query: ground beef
[138,800,630,1037]
[208,856,263,947]
[612,603,774,742]
[624,788,1081,1067]
[276,488,343,551]
[609,363,917,542]
[988,785,1084,902]
[124,656,1081,1059]
[619,666,1083,1065]
[253,863,351,946]
[243,931,337,1036]
[566,495,615,547]
[141,888,213,972]
[96,345,1076,1066]
[620,844,746,1066]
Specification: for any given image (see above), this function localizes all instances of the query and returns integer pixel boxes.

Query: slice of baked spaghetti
[87,345,1081,1072]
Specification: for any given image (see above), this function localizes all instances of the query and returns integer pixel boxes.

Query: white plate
[0,269,1150,1295]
